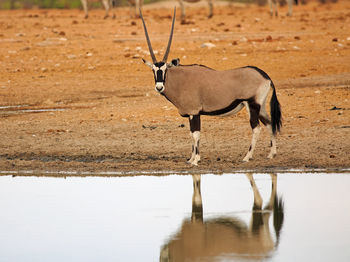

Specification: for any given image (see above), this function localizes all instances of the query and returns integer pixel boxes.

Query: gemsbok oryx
[80,0,143,19]
[140,8,282,166]
[268,0,298,17]
[178,0,213,23]
[160,174,284,261]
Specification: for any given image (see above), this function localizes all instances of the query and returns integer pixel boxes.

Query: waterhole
[0,172,349,261]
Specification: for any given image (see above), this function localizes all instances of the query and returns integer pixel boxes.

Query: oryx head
[140,8,179,93]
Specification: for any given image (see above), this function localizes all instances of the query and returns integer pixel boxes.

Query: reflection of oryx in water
[140,8,282,166]
[80,0,143,19]
[268,0,298,17]
[178,0,213,23]
[160,174,284,261]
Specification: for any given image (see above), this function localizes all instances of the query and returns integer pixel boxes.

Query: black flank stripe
[200,99,243,116]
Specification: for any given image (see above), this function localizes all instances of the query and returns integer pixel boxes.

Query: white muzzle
[155,83,164,93]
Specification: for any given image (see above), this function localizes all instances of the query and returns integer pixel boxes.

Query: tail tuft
[270,81,282,135]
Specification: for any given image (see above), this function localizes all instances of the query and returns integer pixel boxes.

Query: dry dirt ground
[0,0,349,174]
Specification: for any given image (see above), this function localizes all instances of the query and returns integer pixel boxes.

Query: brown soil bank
[0,1,349,174]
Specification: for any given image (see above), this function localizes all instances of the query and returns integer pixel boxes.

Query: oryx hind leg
[258,82,277,159]
[188,115,201,166]
[243,100,261,162]
[259,107,277,159]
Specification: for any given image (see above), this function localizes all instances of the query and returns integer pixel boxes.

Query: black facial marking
[156,69,163,82]
[154,62,165,67]
[153,62,167,84]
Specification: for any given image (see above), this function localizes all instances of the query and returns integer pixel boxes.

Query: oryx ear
[167,58,180,67]
[142,58,153,68]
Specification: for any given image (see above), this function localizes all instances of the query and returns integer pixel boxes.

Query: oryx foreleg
[243,101,261,162]
[287,0,293,16]
[268,0,278,17]
[178,0,186,23]
[102,0,110,19]
[81,0,89,18]
[191,175,203,222]
[207,0,213,18]
[188,115,201,166]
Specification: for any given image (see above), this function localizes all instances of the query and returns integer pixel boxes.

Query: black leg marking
[248,100,261,129]
[259,115,271,126]
[188,115,201,165]
[249,145,252,151]
[189,115,201,132]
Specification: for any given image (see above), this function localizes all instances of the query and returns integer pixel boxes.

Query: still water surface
[0,173,349,262]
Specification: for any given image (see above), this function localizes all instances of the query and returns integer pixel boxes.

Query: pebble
[201,42,216,49]
[20,46,31,51]
[240,37,248,42]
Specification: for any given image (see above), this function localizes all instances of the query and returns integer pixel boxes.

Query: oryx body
[141,8,282,166]
[268,0,298,17]
[80,0,143,19]
[178,0,213,23]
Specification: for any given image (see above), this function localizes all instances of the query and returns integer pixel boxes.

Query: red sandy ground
[0,0,349,174]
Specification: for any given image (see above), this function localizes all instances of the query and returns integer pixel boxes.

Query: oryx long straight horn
[139,8,157,63]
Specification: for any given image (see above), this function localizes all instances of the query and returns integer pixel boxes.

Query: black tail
[273,194,285,247]
[270,81,282,135]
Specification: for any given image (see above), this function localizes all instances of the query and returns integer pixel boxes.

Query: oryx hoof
[208,14,213,19]
[187,159,194,164]
[188,155,200,166]
[267,153,276,159]
[187,160,199,166]
[242,156,252,162]
[104,15,109,19]
[84,15,88,19]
